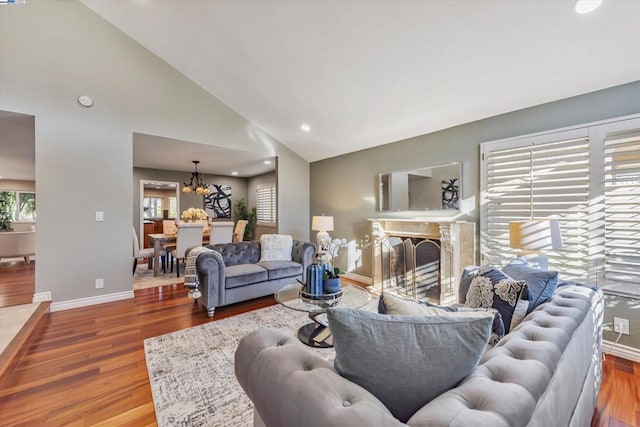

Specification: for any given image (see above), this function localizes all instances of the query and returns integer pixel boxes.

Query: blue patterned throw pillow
[465,267,530,333]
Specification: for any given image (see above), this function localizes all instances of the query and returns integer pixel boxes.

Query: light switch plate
[95,211,104,222]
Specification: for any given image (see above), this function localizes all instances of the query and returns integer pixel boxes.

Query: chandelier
[182,160,211,195]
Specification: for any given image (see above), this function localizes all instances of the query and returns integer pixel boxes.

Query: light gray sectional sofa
[235,285,604,426]
[191,240,315,317]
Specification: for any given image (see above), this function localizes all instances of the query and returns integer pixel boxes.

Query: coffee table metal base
[297,323,333,348]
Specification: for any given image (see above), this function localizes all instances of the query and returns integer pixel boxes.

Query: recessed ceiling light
[264,160,272,165]
[231,171,238,176]
[573,0,603,14]
[301,123,311,132]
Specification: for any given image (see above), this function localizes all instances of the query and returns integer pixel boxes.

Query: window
[168,197,177,218]
[0,190,36,221]
[481,115,640,295]
[143,197,163,219]
[604,130,640,287]
[256,184,276,224]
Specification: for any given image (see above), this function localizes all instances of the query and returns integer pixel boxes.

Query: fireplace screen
[380,237,441,302]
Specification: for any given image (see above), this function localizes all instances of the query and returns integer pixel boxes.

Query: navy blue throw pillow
[464,267,530,333]
[503,261,558,314]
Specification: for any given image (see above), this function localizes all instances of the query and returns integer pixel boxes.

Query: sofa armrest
[292,240,316,282]
[193,249,226,313]
[235,328,404,427]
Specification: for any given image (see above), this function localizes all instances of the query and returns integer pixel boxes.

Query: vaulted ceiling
[81,1,640,162]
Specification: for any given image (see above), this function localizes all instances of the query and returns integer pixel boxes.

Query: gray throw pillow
[327,307,492,423]
[378,292,506,345]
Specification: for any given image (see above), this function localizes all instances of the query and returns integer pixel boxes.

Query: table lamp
[311,215,334,253]
[509,219,563,255]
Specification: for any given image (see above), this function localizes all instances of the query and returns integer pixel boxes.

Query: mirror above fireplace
[377,162,461,212]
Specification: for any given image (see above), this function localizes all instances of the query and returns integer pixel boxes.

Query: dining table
[148,232,210,276]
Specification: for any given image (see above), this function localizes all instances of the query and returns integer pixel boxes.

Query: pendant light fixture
[182,160,211,195]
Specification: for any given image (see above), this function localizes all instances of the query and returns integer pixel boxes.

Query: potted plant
[320,238,347,293]
[0,191,14,232]
[323,266,342,294]
[234,198,256,240]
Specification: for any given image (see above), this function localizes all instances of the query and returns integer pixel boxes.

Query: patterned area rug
[144,304,342,427]
[133,263,183,290]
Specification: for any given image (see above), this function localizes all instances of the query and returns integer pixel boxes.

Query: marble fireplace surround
[369,218,476,305]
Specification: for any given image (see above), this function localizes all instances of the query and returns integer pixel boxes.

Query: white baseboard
[32,291,52,303]
[49,291,134,312]
[603,340,640,363]
[342,272,372,285]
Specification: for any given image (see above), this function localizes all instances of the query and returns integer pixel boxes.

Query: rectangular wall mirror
[377,162,461,212]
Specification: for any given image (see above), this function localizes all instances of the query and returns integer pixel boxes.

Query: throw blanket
[184,246,214,299]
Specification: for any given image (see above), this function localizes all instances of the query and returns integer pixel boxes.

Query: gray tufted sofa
[190,240,315,317]
[235,285,604,426]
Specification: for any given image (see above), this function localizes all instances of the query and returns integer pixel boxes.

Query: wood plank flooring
[0,268,637,426]
[0,259,36,307]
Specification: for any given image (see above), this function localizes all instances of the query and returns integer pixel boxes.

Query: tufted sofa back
[208,241,261,266]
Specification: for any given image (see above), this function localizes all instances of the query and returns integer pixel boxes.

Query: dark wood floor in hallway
[0,268,637,425]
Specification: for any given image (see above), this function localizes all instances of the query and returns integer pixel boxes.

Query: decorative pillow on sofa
[378,292,505,345]
[327,307,492,423]
[259,234,293,262]
[503,259,558,314]
[465,267,530,333]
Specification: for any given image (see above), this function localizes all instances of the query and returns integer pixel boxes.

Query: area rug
[144,301,375,426]
[133,263,184,290]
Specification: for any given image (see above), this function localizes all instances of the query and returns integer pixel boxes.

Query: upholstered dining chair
[234,220,249,242]
[209,221,234,244]
[132,226,166,275]
[171,223,204,277]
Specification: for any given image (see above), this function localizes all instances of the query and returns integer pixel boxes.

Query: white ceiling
[82,0,640,162]
[133,133,275,177]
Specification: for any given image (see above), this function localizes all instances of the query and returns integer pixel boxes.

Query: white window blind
[256,184,276,223]
[481,115,640,295]
[604,130,640,285]
[483,136,590,280]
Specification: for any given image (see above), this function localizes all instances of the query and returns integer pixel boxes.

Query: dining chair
[233,220,249,242]
[171,223,204,277]
[209,221,234,244]
[132,226,166,275]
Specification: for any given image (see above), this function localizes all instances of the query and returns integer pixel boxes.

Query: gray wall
[311,81,640,349]
[0,0,309,304]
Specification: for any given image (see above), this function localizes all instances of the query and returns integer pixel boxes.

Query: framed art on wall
[204,184,231,218]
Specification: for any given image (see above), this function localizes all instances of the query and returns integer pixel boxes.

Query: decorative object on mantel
[181,207,208,222]
[204,184,232,218]
[182,160,211,195]
[311,214,333,252]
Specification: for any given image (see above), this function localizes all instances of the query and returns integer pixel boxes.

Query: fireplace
[370,219,475,305]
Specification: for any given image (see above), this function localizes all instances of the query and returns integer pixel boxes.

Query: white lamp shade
[312,215,334,232]
[509,219,563,251]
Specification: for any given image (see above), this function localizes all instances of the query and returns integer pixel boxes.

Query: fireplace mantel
[368,218,476,305]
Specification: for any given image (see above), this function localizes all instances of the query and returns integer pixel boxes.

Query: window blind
[483,136,590,280]
[604,130,640,285]
[256,185,276,223]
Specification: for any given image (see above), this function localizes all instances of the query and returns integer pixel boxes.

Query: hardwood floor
[0,271,637,425]
[0,285,276,425]
[0,259,36,307]
[592,354,640,427]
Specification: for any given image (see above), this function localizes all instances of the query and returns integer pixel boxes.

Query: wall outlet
[95,278,104,289]
[613,317,629,335]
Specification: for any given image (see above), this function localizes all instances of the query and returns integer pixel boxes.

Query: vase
[323,277,341,294]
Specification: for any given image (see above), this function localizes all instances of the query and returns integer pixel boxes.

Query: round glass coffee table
[275,282,371,348]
